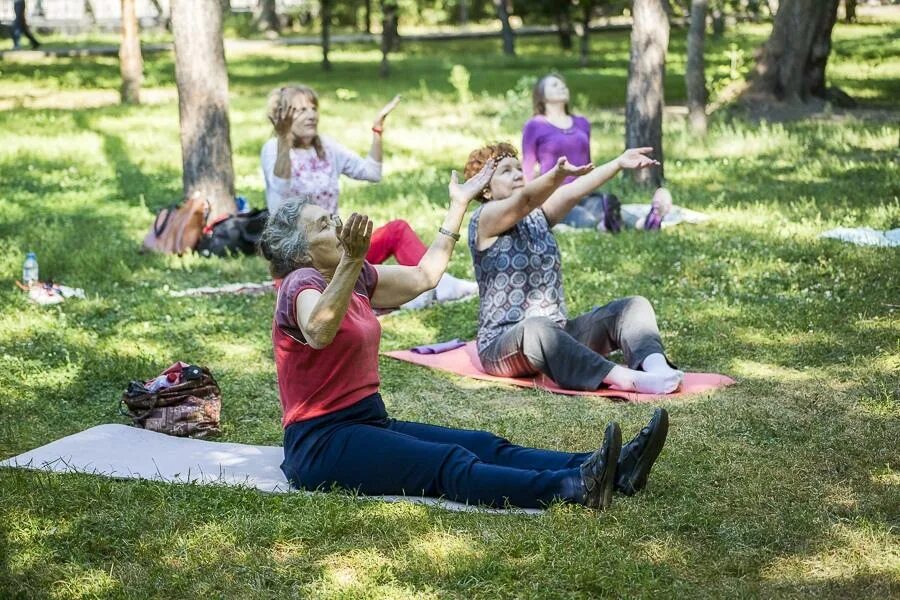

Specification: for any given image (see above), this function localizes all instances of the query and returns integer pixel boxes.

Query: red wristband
[372,126,383,135]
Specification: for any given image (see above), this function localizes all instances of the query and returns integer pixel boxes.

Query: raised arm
[370,161,496,309]
[476,157,592,246]
[541,147,660,227]
[295,214,373,349]
[368,94,401,164]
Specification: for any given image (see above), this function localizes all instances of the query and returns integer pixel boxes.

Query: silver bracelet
[438,227,460,241]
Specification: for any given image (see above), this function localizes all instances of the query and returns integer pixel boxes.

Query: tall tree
[577,0,596,67]
[625,0,670,186]
[253,0,280,34]
[494,0,515,56]
[322,0,332,71]
[844,0,856,23]
[459,0,469,25]
[380,0,399,77]
[171,0,236,219]
[556,2,574,50]
[746,0,842,103]
[685,0,708,135]
[119,0,143,105]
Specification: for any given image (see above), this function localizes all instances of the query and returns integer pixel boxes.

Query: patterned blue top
[469,206,568,354]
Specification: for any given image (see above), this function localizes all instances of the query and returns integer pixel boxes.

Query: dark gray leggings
[478,296,669,391]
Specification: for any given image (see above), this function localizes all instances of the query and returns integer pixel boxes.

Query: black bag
[197,209,269,258]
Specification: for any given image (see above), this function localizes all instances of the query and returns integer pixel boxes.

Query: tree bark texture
[494,0,515,56]
[321,0,332,71]
[685,0,708,135]
[253,0,280,34]
[748,0,841,102]
[119,0,143,105]
[171,0,236,219]
[625,0,670,186]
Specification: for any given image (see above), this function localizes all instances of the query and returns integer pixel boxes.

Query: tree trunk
[625,0,669,187]
[364,0,372,33]
[686,0,708,135]
[171,0,236,219]
[253,0,280,34]
[119,0,143,105]
[557,5,574,50]
[711,7,724,37]
[380,1,398,77]
[494,0,515,56]
[459,0,468,25]
[747,0,841,103]
[844,0,856,23]
[321,0,332,71]
[579,1,594,67]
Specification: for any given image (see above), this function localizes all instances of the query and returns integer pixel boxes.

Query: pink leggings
[366,219,427,266]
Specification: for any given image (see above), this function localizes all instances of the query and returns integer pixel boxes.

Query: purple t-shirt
[521,115,592,184]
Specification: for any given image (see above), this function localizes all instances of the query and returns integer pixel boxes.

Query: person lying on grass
[465,143,685,395]
[261,83,477,309]
[258,167,669,510]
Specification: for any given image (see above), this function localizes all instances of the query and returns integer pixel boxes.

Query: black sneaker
[616,408,669,496]
[580,422,622,510]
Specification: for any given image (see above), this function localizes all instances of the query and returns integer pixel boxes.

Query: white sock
[642,353,679,375]
[435,273,479,303]
[400,289,434,311]
[603,365,683,395]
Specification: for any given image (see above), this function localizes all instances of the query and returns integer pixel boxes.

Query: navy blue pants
[282,393,590,508]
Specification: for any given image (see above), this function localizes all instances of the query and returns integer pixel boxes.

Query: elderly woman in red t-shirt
[259,163,669,510]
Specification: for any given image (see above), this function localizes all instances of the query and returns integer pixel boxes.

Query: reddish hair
[464,143,519,202]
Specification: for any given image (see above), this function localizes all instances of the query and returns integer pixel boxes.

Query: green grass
[1,16,899,599]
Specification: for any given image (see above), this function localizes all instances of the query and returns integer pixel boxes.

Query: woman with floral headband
[261,84,477,308]
[465,142,684,396]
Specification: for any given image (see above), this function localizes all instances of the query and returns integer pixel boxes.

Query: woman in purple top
[522,74,671,231]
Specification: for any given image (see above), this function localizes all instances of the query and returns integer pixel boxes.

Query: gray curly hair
[259,197,314,278]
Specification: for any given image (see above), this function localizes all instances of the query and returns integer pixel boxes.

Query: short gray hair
[259,197,314,278]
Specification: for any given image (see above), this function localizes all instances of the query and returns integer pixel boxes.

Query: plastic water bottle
[235,196,250,214]
[22,252,38,286]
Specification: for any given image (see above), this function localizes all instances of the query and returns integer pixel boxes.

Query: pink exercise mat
[384,342,736,403]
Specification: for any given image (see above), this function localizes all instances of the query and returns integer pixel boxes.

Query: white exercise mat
[0,424,540,515]
[820,227,900,247]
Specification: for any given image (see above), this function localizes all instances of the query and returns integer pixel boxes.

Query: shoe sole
[619,409,669,496]
[597,423,622,510]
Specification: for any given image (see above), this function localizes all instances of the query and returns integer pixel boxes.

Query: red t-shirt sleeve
[275,264,379,335]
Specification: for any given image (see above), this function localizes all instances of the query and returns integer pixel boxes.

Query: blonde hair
[266,84,326,159]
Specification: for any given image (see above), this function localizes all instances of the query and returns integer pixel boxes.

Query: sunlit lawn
[0,15,898,599]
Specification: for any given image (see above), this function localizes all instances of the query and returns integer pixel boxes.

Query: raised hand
[270,92,298,139]
[337,213,374,261]
[373,94,402,129]
[618,147,660,170]
[554,156,594,178]
[448,159,496,206]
